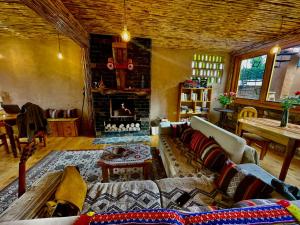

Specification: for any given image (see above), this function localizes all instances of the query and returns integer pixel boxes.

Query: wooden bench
[47,118,79,137]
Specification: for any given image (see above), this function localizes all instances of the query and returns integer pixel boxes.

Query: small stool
[0,132,9,153]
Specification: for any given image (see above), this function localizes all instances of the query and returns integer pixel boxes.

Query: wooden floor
[0,135,299,192]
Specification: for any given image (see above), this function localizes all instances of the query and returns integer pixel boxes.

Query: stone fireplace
[90,34,151,136]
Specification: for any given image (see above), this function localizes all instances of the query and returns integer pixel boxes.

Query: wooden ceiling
[0,0,59,39]
[2,0,300,52]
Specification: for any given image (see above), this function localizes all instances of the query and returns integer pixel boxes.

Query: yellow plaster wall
[151,48,229,123]
[0,37,87,131]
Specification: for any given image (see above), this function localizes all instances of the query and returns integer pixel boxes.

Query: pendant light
[120,0,131,42]
[270,16,284,54]
[57,33,63,59]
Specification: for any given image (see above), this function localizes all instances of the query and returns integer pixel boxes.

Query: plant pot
[280,109,289,127]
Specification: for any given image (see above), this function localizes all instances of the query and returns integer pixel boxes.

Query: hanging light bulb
[120,0,131,42]
[270,44,281,54]
[57,33,63,60]
[121,26,131,42]
[57,52,63,59]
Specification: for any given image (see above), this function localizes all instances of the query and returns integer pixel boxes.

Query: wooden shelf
[180,112,208,115]
[177,82,212,122]
[181,100,211,103]
[181,87,212,90]
[92,88,151,96]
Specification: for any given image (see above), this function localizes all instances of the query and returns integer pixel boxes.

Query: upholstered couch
[158,116,259,178]
[1,116,296,224]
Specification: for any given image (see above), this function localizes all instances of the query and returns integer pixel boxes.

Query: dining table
[236,117,300,181]
[0,113,18,157]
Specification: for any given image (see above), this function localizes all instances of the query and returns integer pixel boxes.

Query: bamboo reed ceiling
[2,0,300,52]
[60,0,300,52]
[0,0,59,39]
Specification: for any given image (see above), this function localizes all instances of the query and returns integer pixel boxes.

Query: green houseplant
[218,92,236,108]
[280,91,300,127]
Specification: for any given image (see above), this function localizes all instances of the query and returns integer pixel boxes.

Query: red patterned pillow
[171,123,189,138]
[216,160,273,201]
[180,127,194,144]
[201,139,228,172]
[189,130,207,152]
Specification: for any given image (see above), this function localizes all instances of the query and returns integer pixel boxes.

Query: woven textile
[216,161,273,201]
[180,127,194,144]
[190,130,207,152]
[155,176,218,212]
[83,180,161,213]
[74,205,297,225]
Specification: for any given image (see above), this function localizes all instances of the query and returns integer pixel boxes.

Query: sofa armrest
[158,121,186,136]
[0,171,63,222]
[240,145,259,165]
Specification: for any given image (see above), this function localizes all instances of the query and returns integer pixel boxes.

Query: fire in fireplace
[110,99,135,118]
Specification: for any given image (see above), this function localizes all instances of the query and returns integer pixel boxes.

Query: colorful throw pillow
[216,160,273,201]
[171,123,189,138]
[63,109,77,118]
[200,138,228,173]
[48,109,63,118]
[180,127,194,144]
[189,130,207,152]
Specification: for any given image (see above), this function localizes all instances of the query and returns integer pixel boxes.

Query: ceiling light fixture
[270,16,284,54]
[120,0,131,42]
[57,33,63,60]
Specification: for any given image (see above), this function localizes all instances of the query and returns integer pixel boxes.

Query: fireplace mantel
[92,88,151,96]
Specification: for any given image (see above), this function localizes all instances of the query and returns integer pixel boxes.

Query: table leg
[109,168,114,176]
[5,123,17,158]
[143,160,152,180]
[237,123,243,136]
[219,112,226,128]
[279,139,296,181]
[102,165,109,182]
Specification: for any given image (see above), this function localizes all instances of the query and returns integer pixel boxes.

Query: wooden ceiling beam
[231,29,300,56]
[20,0,89,47]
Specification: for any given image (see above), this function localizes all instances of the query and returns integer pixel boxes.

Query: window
[230,41,300,112]
[267,45,300,102]
[237,55,267,100]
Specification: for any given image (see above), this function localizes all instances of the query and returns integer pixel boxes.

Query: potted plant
[280,91,300,127]
[218,92,236,108]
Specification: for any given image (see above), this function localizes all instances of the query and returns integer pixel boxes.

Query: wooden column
[81,47,95,136]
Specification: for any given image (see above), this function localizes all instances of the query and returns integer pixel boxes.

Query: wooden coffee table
[98,144,152,182]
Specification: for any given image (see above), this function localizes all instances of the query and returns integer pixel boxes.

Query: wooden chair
[0,121,9,154]
[237,107,271,160]
[0,132,9,153]
[15,131,46,154]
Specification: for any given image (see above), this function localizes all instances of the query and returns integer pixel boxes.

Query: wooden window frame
[229,43,300,113]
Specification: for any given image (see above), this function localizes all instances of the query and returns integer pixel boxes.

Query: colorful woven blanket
[74,204,298,225]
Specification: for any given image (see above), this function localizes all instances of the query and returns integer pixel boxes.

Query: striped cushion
[48,109,63,118]
[201,144,228,173]
[171,123,189,138]
[216,161,273,201]
[189,131,207,153]
[180,127,194,144]
[63,109,77,118]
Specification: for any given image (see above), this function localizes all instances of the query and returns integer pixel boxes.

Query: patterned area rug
[0,148,166,214]
[93,135,151,145]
